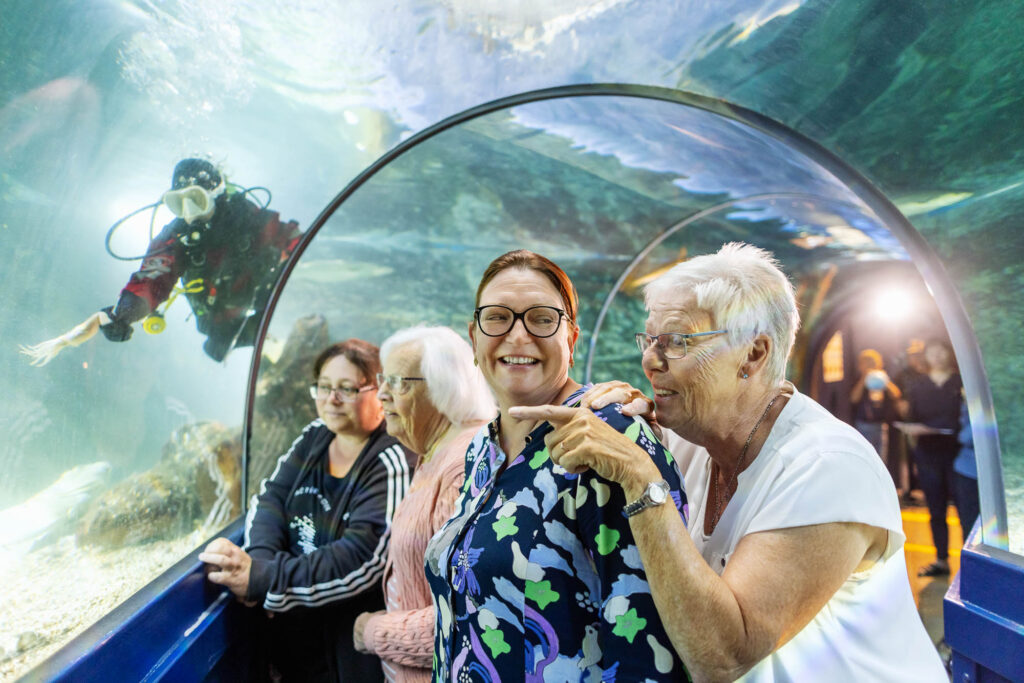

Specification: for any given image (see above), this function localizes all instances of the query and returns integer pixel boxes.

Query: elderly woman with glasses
[515,243,946,681]
[351,325,495,682]
[423,250,688,681]
[200,338,414,683]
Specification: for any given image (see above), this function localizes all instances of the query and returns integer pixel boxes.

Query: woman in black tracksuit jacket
[202,339,414,682]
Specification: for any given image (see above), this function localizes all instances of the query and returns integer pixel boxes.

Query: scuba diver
[20,158,302,364]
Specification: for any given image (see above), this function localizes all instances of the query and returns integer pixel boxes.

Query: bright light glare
[108,196,150,222]
[872,288,915,322]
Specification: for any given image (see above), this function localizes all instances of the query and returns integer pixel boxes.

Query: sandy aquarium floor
[0,529,214,681]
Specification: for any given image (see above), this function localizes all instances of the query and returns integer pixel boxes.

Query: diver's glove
[99,306,133,341]
[99,291,149,342]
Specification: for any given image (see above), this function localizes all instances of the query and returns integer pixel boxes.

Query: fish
[0,462,112,560]
[728,3,802,46]
[894,191,972,217]
[290,259,394,284]
[0,173,55,208]
[623,247,688,291]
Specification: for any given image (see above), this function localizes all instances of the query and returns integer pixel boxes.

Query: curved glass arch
[581,192,902,382]
[250,84,1006,552]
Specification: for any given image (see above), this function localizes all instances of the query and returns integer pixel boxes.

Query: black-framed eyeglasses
[376,373,425,395]
[474,305,567,338]
[635,330,728,359]
[309,383,376,402]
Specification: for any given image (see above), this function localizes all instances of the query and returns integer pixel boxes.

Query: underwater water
[2,0,1023,679]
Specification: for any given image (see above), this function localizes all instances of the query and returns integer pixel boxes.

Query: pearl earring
[742,372,748,379]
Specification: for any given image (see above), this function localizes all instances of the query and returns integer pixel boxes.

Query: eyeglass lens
[635,333,689,359]
[636,330,726,359]
[476,305,563,337]
[375,374,424,394]
[311,384,366,401]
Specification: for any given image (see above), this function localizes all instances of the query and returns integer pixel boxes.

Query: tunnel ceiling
[265,93,906,345]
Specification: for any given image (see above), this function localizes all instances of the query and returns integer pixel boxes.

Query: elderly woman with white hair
[353,325,495,682]
[513,243,946,681]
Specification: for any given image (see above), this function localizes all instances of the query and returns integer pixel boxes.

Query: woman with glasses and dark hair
[515,243,945,681]
[200,338,413,682]
[423,250,688,681]
[351,325,495,682]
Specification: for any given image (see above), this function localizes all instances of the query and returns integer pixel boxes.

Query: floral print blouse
[424,388,690,682]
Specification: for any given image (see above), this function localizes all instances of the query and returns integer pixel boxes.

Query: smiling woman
[520,243,948,681]
[422,250,689,681]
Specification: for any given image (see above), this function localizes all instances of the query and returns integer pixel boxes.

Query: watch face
[649,481,668,504]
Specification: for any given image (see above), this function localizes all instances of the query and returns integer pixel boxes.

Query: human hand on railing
[200,537,256,606]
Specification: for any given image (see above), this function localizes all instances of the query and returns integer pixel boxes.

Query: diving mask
[162,177,225,224]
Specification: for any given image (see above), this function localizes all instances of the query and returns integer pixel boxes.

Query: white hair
[643,242,799,384]
[380,325,496,426]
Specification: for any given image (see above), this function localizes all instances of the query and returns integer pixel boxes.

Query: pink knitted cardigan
[362,423,481,682]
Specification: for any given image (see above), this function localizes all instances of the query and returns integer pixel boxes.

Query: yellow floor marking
[904,542,961,558]
[901,510,962,525]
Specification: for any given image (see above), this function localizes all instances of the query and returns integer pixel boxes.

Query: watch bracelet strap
[623,497,648,516]
[623,479,668,517]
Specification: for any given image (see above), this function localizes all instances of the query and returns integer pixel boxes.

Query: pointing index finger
[509,404,579,425]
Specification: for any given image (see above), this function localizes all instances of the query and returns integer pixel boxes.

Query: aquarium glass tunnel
[1,1,1022,680]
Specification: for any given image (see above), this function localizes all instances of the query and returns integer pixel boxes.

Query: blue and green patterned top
[424,387,690,682]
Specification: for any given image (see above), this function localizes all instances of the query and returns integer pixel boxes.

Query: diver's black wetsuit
[105,193,301,361]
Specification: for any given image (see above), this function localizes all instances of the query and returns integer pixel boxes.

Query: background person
[423,250,688,681]
[849,348,902,489]
[200,339,413,682]
[899,337,965,578]
[515,243,946,681]
[893,339,929,501]
[352,325,495,682]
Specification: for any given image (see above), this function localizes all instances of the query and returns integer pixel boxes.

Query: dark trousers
[955,472,980,541]
[913,436,960,560]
